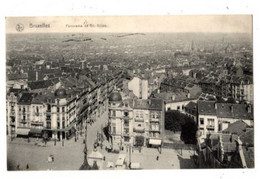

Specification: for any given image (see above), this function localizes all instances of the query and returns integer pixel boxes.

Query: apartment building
[108,90,164,149]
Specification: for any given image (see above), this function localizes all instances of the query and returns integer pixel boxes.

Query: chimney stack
[230,105,233,112]
[247,104,252,113]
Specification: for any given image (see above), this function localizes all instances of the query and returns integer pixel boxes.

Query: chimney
[230,105,233,112]
[215,103,217,109]
[157,88,160,94]
[187,93,190,98]
[247,104,252,113]
[172,95,175,101]
[36,71,38,81]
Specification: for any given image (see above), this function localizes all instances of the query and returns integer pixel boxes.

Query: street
[7,107,108,170]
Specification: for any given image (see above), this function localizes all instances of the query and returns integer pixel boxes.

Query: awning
[29,128,43,137]
[16,128,30,136]
[149,139,162,145]
[56,123,76,132]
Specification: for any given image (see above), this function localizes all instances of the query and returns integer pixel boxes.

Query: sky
[5,15,252,34]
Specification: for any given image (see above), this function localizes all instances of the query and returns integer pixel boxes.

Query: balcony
[10,110,15,116]
[133,127,145,133]
[150,128,160,132]
[123,131,130,136]
[20,120,28,124]
[150,118,160,123]
[135,118,144,122]
[122,115,130,120]
[31,121,44,126]
[10,121,16,126]
[206,125,215,130]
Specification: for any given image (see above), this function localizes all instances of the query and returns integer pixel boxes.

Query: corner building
[108,90,165,149]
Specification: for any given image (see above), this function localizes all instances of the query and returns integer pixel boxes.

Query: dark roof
[222,120,248,135]
[8,73,28,80]
[242,146,254,168]
[198,101,216,115]
[133,98,163,111]
[28,78,59,90]
[185,102,197,111]
[109,91,122,102]
[217,103,253,119]
[8,88,25,96]
[198,101,253,120]
[221,134,238,153]
[18,93,35,105]
[54,88,67,98]
[240,129,254,146]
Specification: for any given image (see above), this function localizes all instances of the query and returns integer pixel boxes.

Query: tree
[135,136,144,147]
[165,110,186,132]
[165,110,197,144]
[180,120,197,144]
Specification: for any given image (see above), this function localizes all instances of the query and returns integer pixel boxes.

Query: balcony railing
[10,110,15,116]
[150,128,160,132]
[150,118,160,123]
[122,116,130,120]
[20,120,28,124]
[123,131,130,136]
[31,121,44,126]
[133,128,145,133]
[135,118,144,122]
[206,125,215,129]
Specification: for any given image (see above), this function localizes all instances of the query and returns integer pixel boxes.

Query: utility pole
[84,117,88,162]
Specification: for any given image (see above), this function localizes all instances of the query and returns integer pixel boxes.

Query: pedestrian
[16,163,20,170]
[156,156,159,161]
[26,164,29,169]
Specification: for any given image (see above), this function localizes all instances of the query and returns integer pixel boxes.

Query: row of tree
[165,110,197,144]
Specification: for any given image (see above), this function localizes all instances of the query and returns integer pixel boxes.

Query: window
[200,118,204,125]
[113,127,116,133]
[124,120,129,126]
[177,106,180,110]
[138,124,141,127]
[112,110,116,117]
[47,104,51,112]
[62,107,65,112]
[208,118,214,126]
[124,111,129,117]
[167,107,171,111]
[57,107,60,112]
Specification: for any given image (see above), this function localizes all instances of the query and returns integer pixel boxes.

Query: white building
[128,76,149,99]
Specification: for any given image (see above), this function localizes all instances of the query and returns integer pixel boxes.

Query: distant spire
[191,40,194,51]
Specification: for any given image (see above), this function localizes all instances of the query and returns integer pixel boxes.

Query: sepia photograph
[5,15,254,171]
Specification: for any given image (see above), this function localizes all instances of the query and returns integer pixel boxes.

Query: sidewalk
[7,108,108,171]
